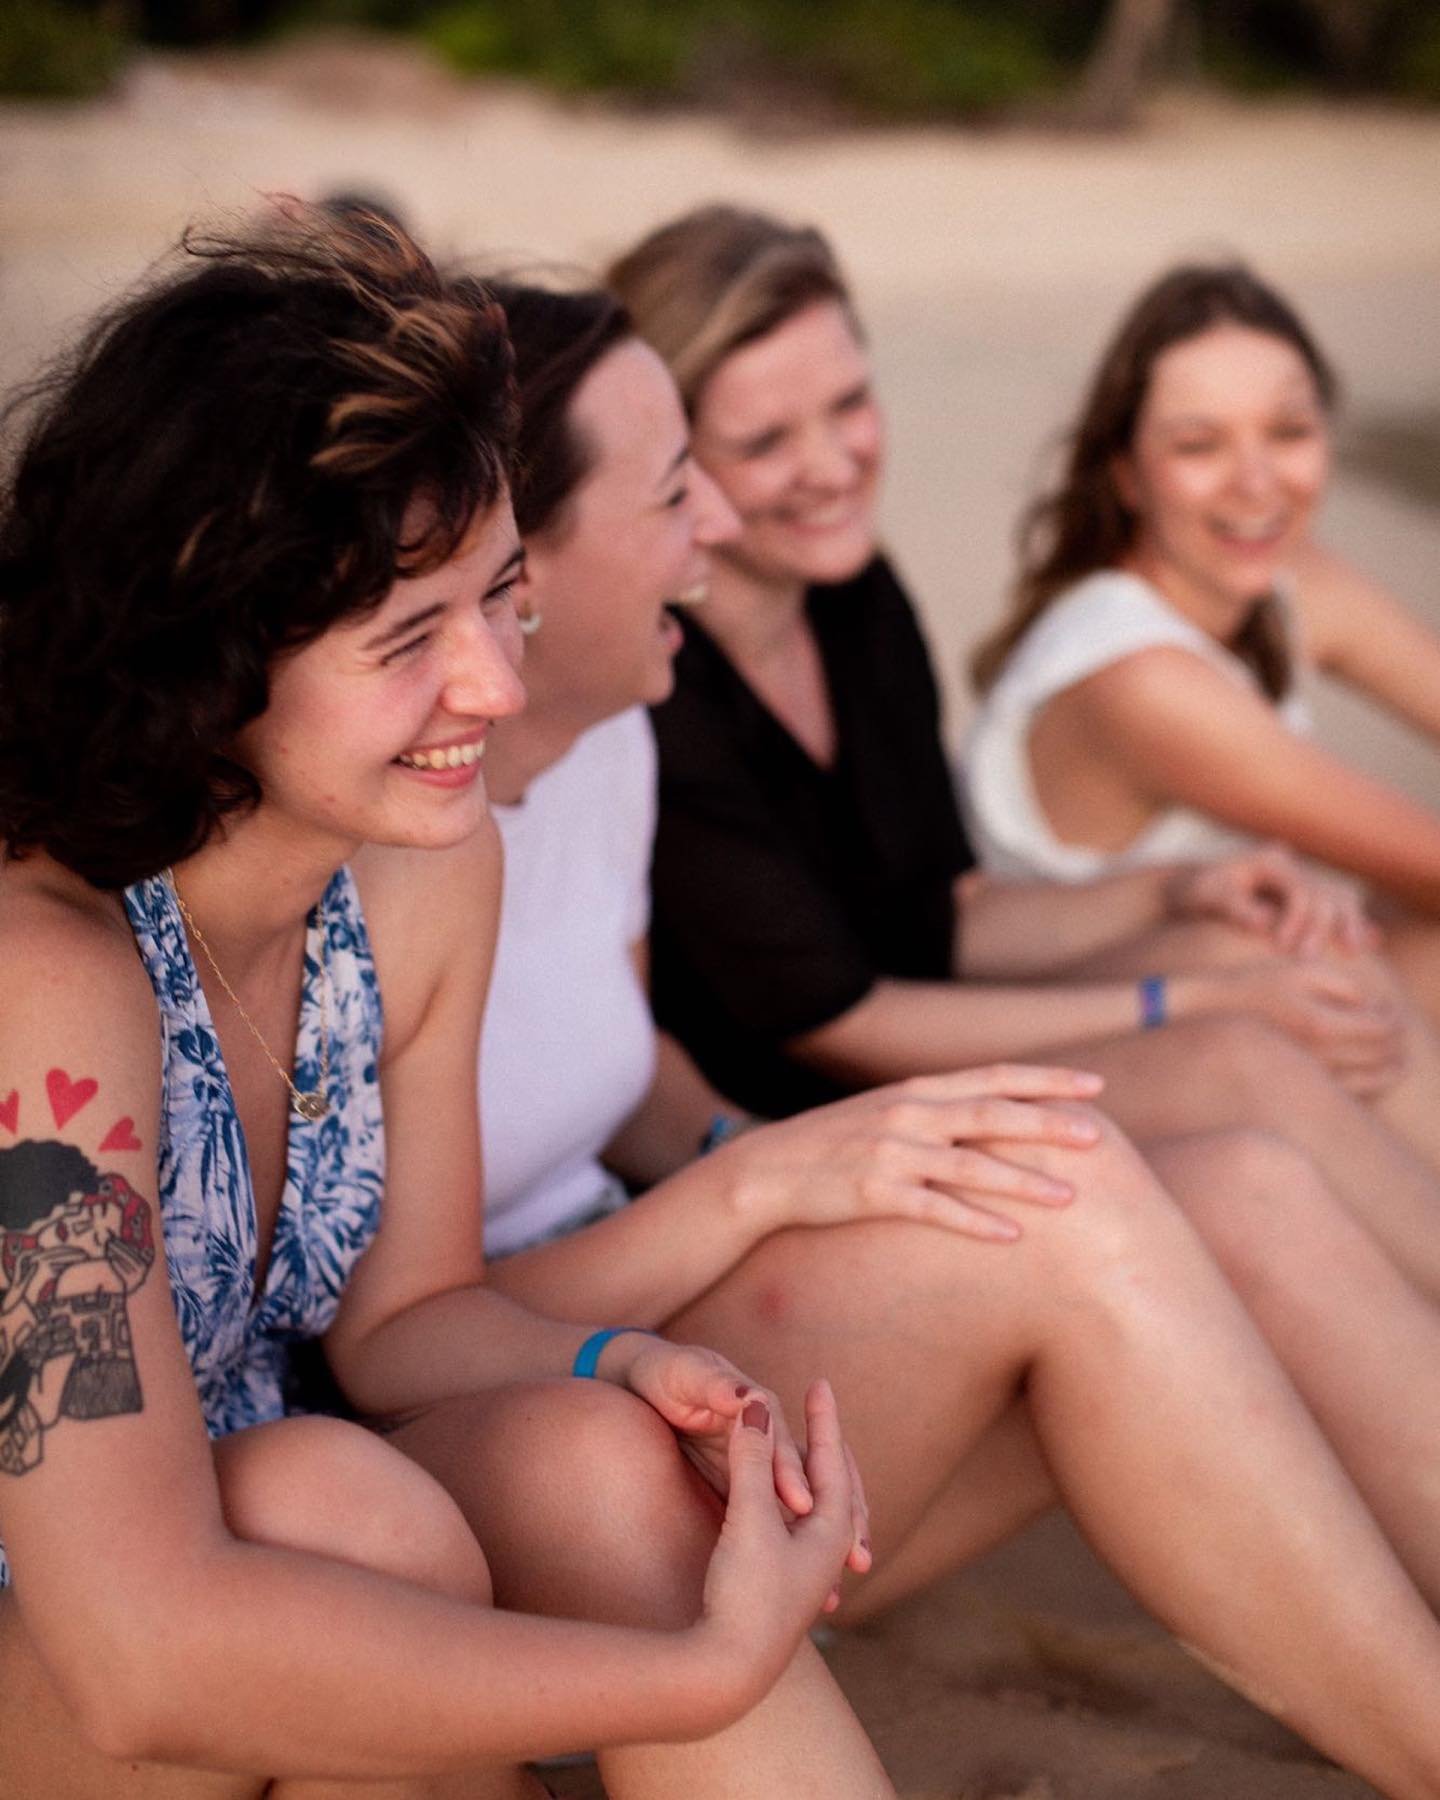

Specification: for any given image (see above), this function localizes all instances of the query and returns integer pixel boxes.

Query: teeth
[398,740,485,770]
[673,583,709,607]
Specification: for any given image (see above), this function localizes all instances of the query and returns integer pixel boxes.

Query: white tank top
[963,570,1312,881]
[480,708,658,1257]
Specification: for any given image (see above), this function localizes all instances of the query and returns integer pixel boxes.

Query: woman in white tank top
[969,262,1440,1016]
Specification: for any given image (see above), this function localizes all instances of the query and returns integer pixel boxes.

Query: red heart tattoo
[46,1068,98,1130]
[0,1090,17,1135]
[99,1108,143,1152]
[99,1117,142,1154]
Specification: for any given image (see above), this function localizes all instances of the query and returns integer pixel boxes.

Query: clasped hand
[1168,844,1377,957]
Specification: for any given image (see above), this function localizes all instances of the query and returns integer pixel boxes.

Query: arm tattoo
[0,1110,156,1477]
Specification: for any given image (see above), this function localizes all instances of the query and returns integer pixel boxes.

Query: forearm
[91,1539,734,1775]
[487,1152,766,1326]
[789,973,1190,1085]
[604,1030,752,1188]
[959,867,1177,978]
[329,1283,605,1416]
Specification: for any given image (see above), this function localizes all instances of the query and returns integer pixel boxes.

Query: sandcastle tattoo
[0,1121,156,1477]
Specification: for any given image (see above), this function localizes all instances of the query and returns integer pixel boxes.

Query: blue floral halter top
[0,867,384,1590]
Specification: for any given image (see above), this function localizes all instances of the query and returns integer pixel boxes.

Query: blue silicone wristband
[572,1327,650,1380]
[699,1112,744,1156]
[1138,974,1168,1030]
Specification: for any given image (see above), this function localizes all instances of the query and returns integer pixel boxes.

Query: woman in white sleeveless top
[968,263,1440,1015]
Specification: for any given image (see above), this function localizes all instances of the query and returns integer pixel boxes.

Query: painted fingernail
[742,1400,771,1432]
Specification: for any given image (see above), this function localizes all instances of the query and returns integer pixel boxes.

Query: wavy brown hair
[971,263,1338,700]
[0,206,515,889]
[606,204,854,415]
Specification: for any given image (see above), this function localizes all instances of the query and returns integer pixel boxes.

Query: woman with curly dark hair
[0,208,886,1800]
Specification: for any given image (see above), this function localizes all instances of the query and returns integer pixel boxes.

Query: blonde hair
[607,204,855,413]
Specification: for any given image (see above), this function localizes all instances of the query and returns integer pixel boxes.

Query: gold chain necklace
[168,873,332,1123]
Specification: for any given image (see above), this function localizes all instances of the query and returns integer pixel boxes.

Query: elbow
[55,1569,231,1765]
[77,1649,237,1768]
[60,1639,185,1765]
[76,1685,175,1766]
[786,998,883,1087]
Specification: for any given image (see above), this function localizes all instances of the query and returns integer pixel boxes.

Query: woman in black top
[596,206,1440,1783]
[614,207,1440,1220]
[653,552,970,1116]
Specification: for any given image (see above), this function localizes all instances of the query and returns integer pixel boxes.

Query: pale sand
[3,38,1438,1796]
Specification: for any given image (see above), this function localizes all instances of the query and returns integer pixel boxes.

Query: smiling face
[516,337,739,726]
[690,299,883,595]
[233,498,528,858]
[1117,322,1331,629]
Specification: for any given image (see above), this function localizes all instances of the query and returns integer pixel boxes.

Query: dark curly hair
[461,277,632,540]
[0,206,516,889]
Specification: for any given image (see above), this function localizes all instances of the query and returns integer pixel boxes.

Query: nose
[798,420,860,491]
[690,462,741,548]
[442,607,527,722]
[1227,436,1280,503]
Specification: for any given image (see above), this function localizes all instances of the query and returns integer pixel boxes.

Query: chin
[777,528,875,588]
[387,791,492,852]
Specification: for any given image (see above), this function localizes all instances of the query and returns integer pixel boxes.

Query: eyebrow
[362,602,447,652]
[360,543,527,651]
[488,544,526,588]
[654,441,691,488]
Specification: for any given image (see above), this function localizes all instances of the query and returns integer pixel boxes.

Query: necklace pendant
[294,1090,328,1123]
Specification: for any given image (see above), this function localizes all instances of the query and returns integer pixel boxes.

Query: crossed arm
[0,840,856,1781]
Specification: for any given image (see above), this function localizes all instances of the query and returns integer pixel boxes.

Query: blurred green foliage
[420,0,1054,114]
[2,0,1438,112]
[0,0,126,97]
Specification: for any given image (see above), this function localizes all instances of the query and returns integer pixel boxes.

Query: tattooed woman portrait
[0,208,889,1800]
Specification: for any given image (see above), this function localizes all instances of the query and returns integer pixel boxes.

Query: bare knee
[1154,1127,1354,1294]
[401,1380,718,1629]
[1175,1013,1335,1119]
[215,1415,492,1606]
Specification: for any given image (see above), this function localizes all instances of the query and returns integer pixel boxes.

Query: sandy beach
[3,36,1438,1796]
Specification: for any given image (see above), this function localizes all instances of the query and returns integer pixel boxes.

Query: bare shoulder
[1067,644,1245,736]
[350,821,503,1058]
[0,857,164,1202]
[0,857,160,1059]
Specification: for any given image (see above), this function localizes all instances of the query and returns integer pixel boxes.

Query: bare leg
[1055,1013,1440,1301]
[1151,1129,1440,1606]
[664,1111,1440,1798]
[0,1415,543,1800]
[391,1380,892,1800]
[822,1396,1055,1622]
[1065,915,1440,1175]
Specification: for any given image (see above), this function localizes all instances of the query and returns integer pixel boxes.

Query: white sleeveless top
[480,707,658,1258]
[963,570,1313,881]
